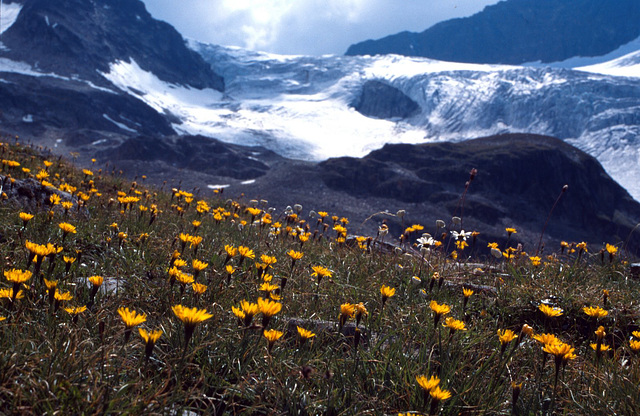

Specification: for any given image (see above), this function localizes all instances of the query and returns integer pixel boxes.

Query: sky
[141,0,503,56]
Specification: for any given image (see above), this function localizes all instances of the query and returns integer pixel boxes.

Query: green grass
[0,138,639,415]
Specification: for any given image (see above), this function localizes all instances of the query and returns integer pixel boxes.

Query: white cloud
[142,0,501,55]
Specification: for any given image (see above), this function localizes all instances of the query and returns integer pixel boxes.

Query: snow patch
[240,179,256,185]
[103,114,137,133]
[0,2,22,35]
[575,50,640,78]
[22,114,32,123]
[207,184,230,190]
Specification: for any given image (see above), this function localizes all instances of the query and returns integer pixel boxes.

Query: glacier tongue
[104,43,640,201]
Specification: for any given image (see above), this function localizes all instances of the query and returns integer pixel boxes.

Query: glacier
[100,42,640,201]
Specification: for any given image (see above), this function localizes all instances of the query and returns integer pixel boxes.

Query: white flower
[436,220,446,229]
[417,236,437,248]
[451,230,472,241]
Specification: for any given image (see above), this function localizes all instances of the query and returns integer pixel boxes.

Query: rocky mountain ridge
[0,0,639,253]
[346,0,640,65]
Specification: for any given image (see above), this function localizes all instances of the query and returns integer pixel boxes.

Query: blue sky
[142,0,502,55]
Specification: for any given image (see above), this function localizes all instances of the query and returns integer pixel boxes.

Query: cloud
[142,0,501,55]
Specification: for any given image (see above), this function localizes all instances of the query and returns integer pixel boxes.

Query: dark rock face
[319,134,640,250]
[96,135,278,180]
[346,0,640,65]
[2,0,224,91]
[0,72,174,136]
[351,81,420,120]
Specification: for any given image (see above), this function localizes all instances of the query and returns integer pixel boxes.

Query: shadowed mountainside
[346,0,640,64]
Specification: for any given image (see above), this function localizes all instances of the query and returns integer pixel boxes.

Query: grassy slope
[0,137,639,415]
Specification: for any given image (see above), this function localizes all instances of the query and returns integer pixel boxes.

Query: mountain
[1,0,223,90]
[94,132,640,253]
[0,0,639,251]
[318,133,640,251]
[0,0,223,143]
[345,0,640,65]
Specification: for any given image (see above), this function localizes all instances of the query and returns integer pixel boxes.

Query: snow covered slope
[0,2,22,35]
[0,2,22,49]
[102,42,640,200]
[576,50,640,78]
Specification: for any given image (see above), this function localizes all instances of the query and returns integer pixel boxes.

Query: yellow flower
[339,303,356,329]
[192,259,208,272]
[415,374,440,392]
[238,246,255,259]
[25,240,53,257]
[58,222,77,235]
[297,326,315,341]
[605,243,618,255]
[576,242,588,252]
[4,269,32,284]
[505,227,517,235]
[0,288,24,300]
[260,254,277,266]
[173,258,187,268]
[258,297,282,328]
[263,329,284,352]
[429,385,452,402]
[233,300,259,326]
[19,212,34,224]
[529,256,541,267]
[583,306,608,319]
[497,329,518,346]
[380,285,396,304]
[287,250,304,260]
[118,307,146,328]
[429,301,451,319]
[63,305,87,315]
[455,240,469,250]
[224,245,238,258]
[533,333,559,346]
[354,302,368,325]
[89,275,103,287]
[594,326,606,340]
[139,327,163,344]
[44,278,58,291]
[543,341,577,363]
[630,339,640,352]
[442,317,467,332]
[258,282,279,293]
[463,288,474,298]
[632,330,640,339]
[538,304,563,318]
[192,282,207,295]
[590,343,611,352]
[54,290,73,302]
[311,265,332,282]
[175,271,195,285]
[172,305,213,345]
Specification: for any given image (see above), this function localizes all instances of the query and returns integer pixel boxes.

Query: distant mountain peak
[0,0,223,90]
[346,0,640,65]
